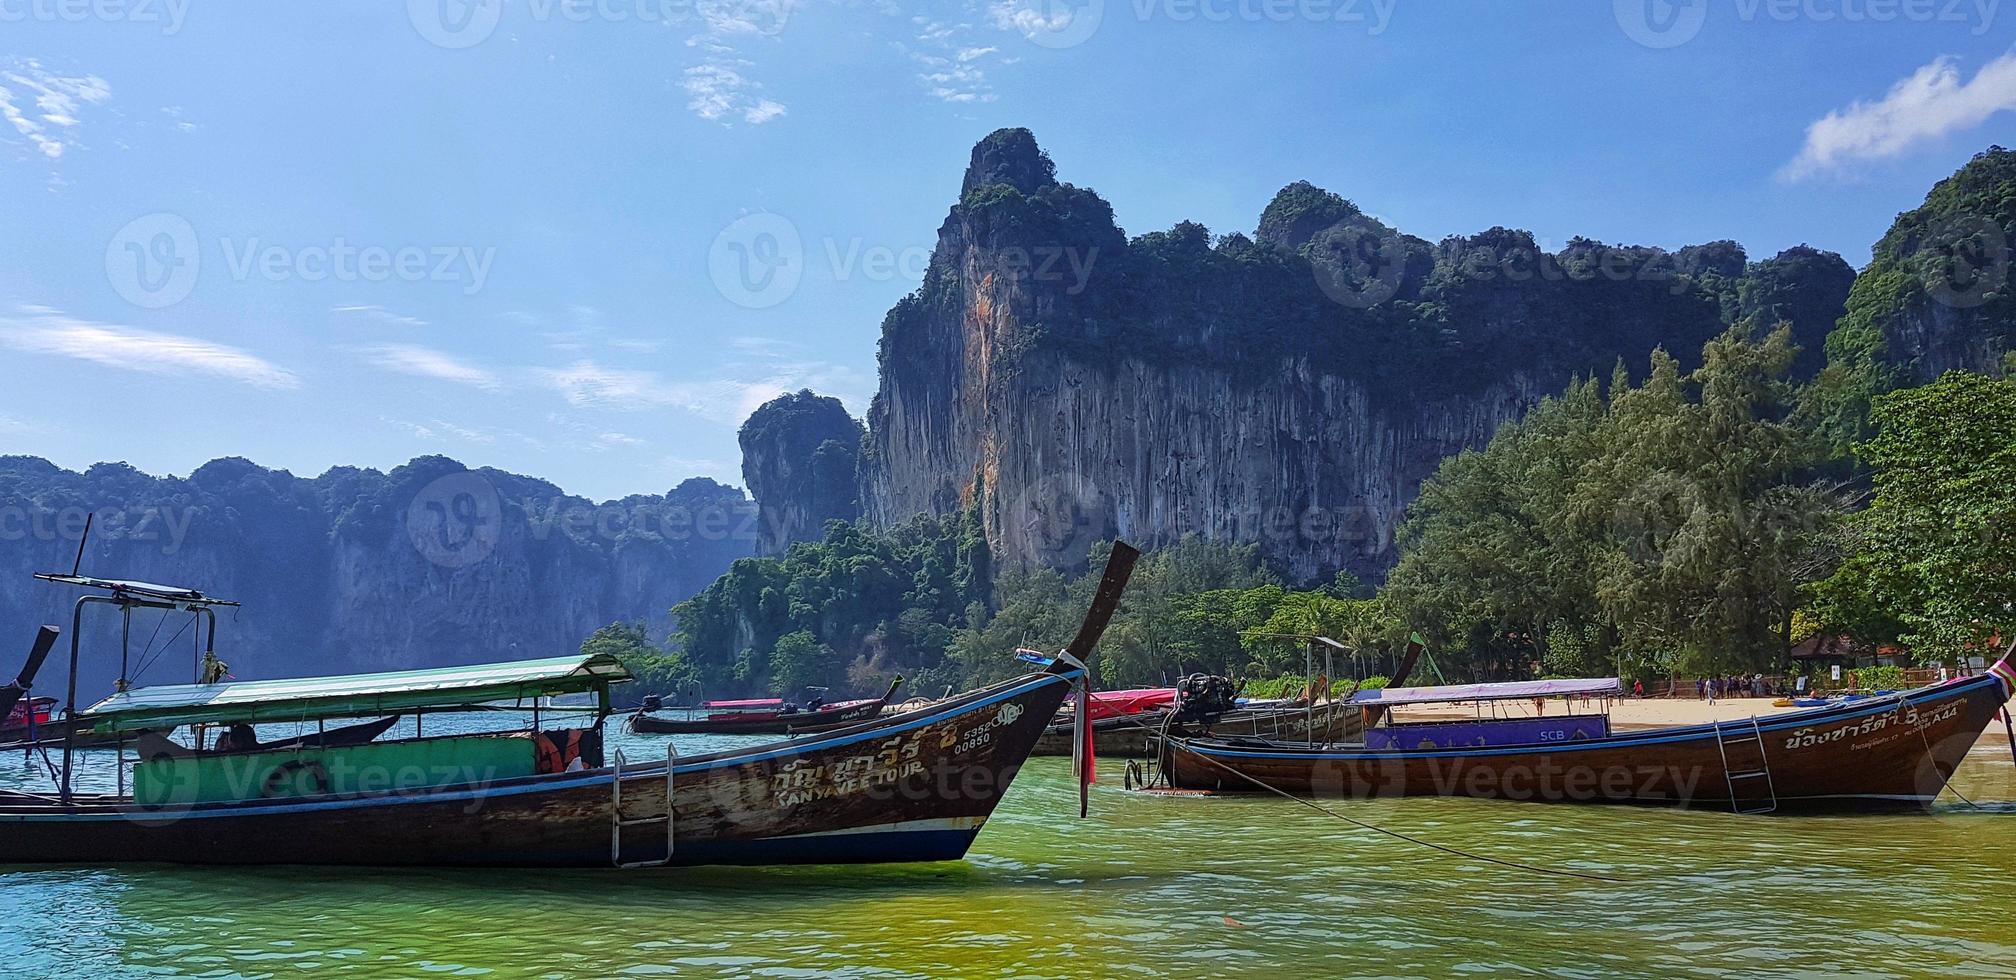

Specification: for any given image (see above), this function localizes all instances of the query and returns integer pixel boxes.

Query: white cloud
[357,343,502,390]
[680,1,795,125]
[333,304,429,329]
[591,431,646,452]
[0,61,111,161]
[385,416,497,444]
[683,59,788,125]
[897,14,1001,104]
[607,337,665,354]
[0,310,298,389]
[1785,53,2016,181]
[539,357,866,424]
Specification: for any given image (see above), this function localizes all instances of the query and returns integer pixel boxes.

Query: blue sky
[0,1,2011,502]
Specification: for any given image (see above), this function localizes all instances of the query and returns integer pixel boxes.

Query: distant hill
[0,454,756,701]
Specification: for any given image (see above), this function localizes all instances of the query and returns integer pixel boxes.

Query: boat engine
[640,694,663,713]
[1173,673,1238,722]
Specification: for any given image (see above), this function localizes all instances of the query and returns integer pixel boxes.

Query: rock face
[0,454,756,698]
[1828,145,2015,385]
[859,129,1854,583]
[739,390,864,555]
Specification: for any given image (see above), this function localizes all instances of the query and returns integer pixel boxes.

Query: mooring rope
[1110,711,1628,884]
[1903,693,1983,811]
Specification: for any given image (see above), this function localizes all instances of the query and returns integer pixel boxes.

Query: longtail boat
[0,543,1139,867]
[1036,634,1429,758]
[1032,700,1362,757]
[627,676,905,736]
[1150,649,2016,813]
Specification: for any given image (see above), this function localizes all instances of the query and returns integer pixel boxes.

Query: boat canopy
[79,654,632,732]
[1352,677,1622,707]
[32,573,240,607]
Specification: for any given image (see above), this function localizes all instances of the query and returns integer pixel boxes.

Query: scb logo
[406,471,503,568]
[106,213,200,309]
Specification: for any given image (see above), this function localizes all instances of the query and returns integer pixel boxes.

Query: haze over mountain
[0,454,755,699]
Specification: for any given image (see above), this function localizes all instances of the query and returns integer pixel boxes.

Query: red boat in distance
[1082,688,1176,720]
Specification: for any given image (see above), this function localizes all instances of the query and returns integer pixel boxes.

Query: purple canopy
[1351,677,1622,707]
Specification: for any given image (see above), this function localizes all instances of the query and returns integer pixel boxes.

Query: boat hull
[1032,701,1363,757]
[0,670,1073,867]
[1158,671,2014,813]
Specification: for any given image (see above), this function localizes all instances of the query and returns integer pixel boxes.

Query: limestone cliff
[739,390,864,555]
[1827,145,2015,385]
[0,454,755,697]
[860,129,1853,582]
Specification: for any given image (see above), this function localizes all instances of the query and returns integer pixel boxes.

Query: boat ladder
[1713,717,1778,815]
[611,743,677,869]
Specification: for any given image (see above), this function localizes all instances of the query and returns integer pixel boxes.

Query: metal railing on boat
[611,743,676,868]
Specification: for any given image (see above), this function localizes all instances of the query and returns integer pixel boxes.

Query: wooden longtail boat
[1152,651,2016,813]
[0,543,1139,867]
[627,677,905,736]
[1031,700,1363,757]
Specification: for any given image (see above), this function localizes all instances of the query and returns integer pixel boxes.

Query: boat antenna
[70,512,93,577]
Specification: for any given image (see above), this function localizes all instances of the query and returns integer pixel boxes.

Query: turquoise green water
[3,719,2014,979]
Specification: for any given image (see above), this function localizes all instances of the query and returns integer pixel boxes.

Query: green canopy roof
[80,654,632,732]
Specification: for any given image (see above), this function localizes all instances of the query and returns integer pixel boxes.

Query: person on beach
[1633,680,1644,699]
[1707,678,1718,705]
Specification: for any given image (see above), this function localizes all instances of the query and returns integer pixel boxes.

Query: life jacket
[536,729,583,774]
[535,727,606,773]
